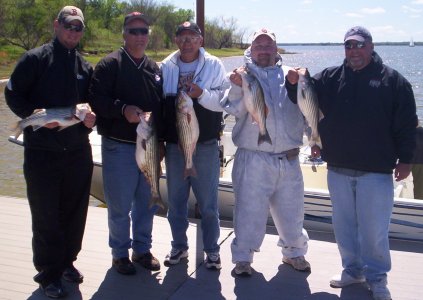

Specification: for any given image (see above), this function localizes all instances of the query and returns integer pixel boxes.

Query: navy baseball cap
[344,26,372,42]
[176,21,202,36]
[124,12,150,26]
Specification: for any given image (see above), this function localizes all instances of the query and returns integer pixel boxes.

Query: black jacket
[5,38,93,151]
[314,51,417,173]
[89,48,163,143]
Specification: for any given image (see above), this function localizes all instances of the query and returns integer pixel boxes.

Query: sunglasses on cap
[344,41,366,49]
[127,27,149,36]
[62,22,84,32]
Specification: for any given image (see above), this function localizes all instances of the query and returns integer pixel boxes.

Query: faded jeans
[328,169,393,283]
[165,140,220,254]
[102,137,157,259]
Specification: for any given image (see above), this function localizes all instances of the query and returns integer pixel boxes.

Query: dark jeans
[24,146,93,285]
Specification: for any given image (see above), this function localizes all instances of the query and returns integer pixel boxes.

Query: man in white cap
[5,5,95,299]
[287,26,417,300]
[200,28,311,276]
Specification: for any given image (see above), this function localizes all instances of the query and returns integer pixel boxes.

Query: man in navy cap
[287,26,417,300]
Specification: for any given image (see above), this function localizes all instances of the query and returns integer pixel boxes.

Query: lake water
[1,45,422,198]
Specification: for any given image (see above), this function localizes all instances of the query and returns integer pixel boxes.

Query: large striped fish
[239,68,272,145]
[11,103,91,138]
[176,91,199,178]
[135,113,165,209]
[297,68,322,148]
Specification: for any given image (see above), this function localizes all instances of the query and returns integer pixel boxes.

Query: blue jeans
[328,169,393,283]
[165,140,220,254]
[102,137,157,259]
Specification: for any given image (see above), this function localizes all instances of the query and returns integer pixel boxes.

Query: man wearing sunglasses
[89,12,163,276]
[5,5,95,299]
[160,22,227,270]
[287,26,417,300]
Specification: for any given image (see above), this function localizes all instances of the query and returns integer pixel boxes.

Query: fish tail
[258,129,272,145]
[9,122,23,138]
[183,164,197,179]
[149,195,165,209]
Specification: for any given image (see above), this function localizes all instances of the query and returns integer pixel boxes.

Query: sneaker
[164,248,188,265]
[330,272,365,288]
[132,251,161,271]
[282,256,311,272]
[234,261,252,276]
[41,280,67,299]
[205,253,222,270]
[62,264,84,283]
[368,281,392,300]
[112,257,136,275]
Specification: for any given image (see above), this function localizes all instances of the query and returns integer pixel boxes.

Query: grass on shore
[0,44,245,80]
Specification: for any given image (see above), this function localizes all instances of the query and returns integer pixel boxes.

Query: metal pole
[196,0,205,44]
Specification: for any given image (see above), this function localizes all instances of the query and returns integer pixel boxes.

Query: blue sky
[167,0,423,43]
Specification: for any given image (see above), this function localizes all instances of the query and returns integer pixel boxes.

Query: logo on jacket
[369,79,381,88]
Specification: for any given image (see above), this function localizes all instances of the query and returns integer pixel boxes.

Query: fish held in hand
[297,68,322,148]
[239,69,272,145]
[135,113,165,209]
[176,91,199,178]
[10,103,92,138]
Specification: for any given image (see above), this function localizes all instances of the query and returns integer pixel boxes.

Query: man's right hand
[286,68,300,85]
[123,105,143,123]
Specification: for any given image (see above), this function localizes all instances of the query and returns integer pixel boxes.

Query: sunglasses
[127,27,149,36]
[176,36,201,43]
[62,22,84,32]
[344,41,366,49]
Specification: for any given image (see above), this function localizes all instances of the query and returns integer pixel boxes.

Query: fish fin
[142,139,147,151]
[265,105,270,117]
[258,129,272,145]
[318,110,324,121]
[9,122,22,138]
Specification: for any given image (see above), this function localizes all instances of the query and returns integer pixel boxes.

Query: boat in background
[410,37,415,47]
[9,131,423,242]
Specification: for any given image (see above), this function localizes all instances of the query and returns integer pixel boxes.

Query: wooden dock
[0,195,421,300]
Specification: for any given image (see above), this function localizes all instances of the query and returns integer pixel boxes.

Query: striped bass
[11,103,91,138]
[135,113,164,209]
[176,91,199,178]
[239,69,272,145]
[297,68,322,148]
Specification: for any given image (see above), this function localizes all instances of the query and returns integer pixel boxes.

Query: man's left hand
[187,83,203,99]
[83,112,96,128]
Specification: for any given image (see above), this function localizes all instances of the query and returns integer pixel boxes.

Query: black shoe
[62,265,84,283]
[33,270,45,284]
[132,251,161,271]
[112,257,136,275]
[41,280,67,299]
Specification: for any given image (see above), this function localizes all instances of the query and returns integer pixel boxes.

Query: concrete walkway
[0,195,421,300]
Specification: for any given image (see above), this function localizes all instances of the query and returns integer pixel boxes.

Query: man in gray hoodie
[199,28,310,276]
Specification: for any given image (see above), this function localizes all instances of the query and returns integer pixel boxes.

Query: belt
[274,148,300,161]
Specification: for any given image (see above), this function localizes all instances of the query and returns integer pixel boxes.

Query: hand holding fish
[229,67,246,87]
[186,83,203,99]
[286,68,300,85]
[82,111,96,128]
[124,105,143,123]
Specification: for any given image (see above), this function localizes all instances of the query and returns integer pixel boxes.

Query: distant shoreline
[278,42,421,46]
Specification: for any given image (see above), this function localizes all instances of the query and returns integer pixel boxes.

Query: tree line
[0,0,250,52]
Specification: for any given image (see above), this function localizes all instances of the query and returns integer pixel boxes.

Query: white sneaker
[205,253,221,269]
[368,281,392,300]
[330,272,365,288]
[234,262,252,276]
[282,256,311,272]
[164,248,188,265]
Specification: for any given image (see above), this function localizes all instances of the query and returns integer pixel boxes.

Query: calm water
[1,45,422,197]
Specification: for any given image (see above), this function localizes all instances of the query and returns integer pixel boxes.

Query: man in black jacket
[287,26,417,300]
[89,12,163,275]
[5,6,96,298]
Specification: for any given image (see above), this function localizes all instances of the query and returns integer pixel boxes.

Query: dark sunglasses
[344,41,366,49]
[62,22,84,32]
[127,27,149,36]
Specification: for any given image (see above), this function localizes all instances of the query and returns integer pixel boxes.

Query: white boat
[410,38,415,47]
[9,131,423,242]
